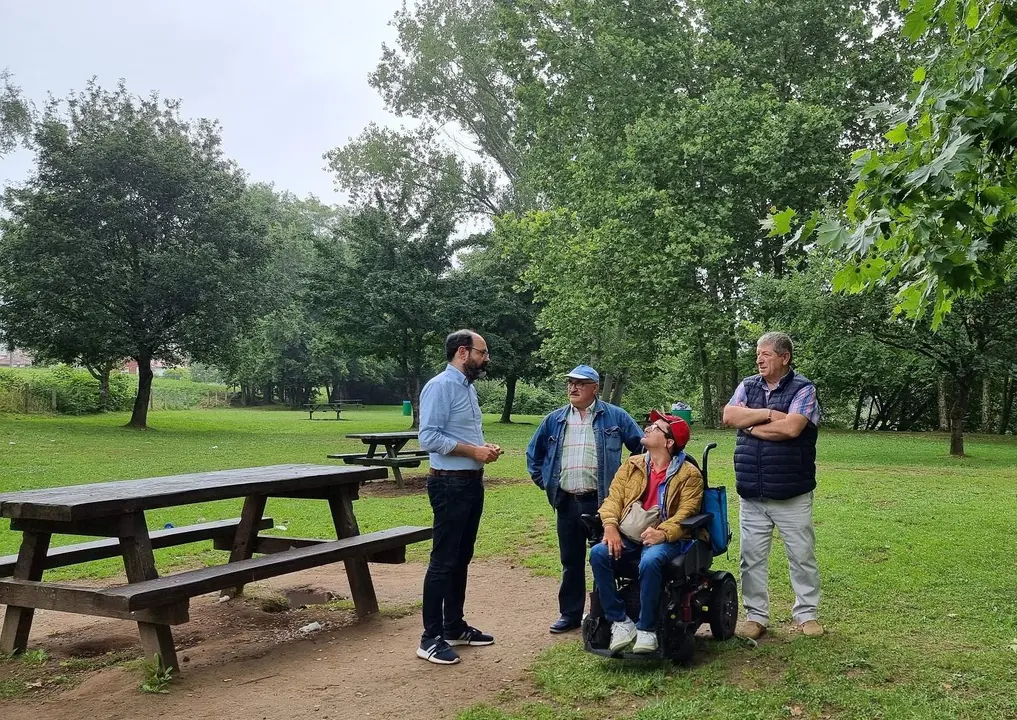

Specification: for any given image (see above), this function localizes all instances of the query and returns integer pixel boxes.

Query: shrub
[476,380,560,417]
[0,366,133,414]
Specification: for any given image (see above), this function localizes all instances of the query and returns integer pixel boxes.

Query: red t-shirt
[642,464,668,511]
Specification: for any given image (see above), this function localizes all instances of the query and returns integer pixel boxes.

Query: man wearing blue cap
[527,365,643,633]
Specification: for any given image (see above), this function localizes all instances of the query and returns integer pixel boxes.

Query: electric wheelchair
[580,442,737,662]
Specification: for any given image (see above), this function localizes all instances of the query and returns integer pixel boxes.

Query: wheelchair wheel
[708,575,738,640]
[582,614,610,650]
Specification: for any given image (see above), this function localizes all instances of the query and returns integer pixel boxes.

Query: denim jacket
[526,399,644,508]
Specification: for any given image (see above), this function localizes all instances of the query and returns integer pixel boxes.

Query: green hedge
[475,379,560,417]
[0,366,134,414]
[0,367,233,415]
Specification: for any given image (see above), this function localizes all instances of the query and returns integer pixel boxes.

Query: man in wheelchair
[583,410,737,661]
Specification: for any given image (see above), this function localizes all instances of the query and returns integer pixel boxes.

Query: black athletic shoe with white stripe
[417,637,460,664]
[446,625,495,646]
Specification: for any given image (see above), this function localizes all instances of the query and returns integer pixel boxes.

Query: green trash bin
[672,408,693,425]
[402,400,412,416]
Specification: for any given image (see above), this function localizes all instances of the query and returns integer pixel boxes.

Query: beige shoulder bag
[618,502,660,542]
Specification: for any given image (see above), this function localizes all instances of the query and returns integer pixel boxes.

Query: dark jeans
[589,537,694,630]
[421,472,485,640]
[556,491,600,621]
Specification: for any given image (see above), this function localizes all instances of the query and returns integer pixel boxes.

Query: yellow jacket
[600,453,705,543]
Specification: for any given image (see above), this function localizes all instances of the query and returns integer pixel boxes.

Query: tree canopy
[0,81,269,428]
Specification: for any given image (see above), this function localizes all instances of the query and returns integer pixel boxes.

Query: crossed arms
[721,404,809,441]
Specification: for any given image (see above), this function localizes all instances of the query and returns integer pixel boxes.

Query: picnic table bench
[302,399,364,420]
[0,464,431,673]
[327,431,429,489]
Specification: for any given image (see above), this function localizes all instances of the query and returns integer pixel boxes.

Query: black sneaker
[447,625,495,646]
[416,637,460,665]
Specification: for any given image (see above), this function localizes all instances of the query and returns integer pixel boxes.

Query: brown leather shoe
[737,621,767,640]
[799,620,824,637]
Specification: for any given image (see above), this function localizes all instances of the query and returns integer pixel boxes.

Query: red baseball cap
[648,409,690,450]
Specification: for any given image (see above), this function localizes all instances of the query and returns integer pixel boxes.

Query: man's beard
[464,360,489,383]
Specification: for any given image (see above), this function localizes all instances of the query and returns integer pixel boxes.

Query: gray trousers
[739,491,820,625]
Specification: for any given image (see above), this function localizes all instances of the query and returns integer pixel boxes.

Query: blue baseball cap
[565,365,600,384]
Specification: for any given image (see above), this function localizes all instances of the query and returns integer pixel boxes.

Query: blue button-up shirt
[419,364,484,470]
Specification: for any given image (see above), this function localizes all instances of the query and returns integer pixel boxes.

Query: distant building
[122,358,171,376]
[0,347,33,367]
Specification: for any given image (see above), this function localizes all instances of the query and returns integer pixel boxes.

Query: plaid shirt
[729,377,820,426]
[560,402,598,493]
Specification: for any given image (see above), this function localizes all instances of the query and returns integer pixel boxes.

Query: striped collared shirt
[560,401,597,493]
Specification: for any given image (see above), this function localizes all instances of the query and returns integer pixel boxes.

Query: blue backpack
[693,442,730,555]
[702,484,730,555]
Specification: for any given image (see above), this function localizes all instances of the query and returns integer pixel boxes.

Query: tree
[372,0,523,203]
[221,186,351,407]
[499,0,910,419]
[0,69,31,158]
[0,81,269,428]
[780,0,1017,325]
[457,237,543,422]
[308,201,462,428]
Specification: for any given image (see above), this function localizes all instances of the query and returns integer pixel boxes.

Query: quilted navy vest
[733,370,818,500]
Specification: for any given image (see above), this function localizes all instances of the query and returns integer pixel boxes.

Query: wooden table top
[0,464,386,523]
[345,432,419,442]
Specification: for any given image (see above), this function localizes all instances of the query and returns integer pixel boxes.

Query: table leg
[119,512,179,672]
[391,439,410,454]
[385,442,405,489]
[0,530,52,655]
[328,486,378,617]
[223,494,268,598]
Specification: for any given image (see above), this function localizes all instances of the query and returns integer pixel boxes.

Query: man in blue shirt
[416,329,503,665]
[526,365,643,634]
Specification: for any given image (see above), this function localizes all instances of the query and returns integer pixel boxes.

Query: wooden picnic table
[327,431,429,489]
[302,399,363,420]
[0,464,430,673]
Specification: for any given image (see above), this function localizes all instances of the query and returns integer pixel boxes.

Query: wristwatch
[764,409,773,423]
[746,425,754,435]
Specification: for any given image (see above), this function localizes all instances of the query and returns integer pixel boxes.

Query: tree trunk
[937,375,950,431]
[949,373,972,457]
[99,371,110,411]
[601,373,615,403]
[852,389,864,431]
[84,361,113,412]
[697,334,715,428]
[500,376,517,423]
[981,374,993,433]
[609,374,626,405]
[127,352,153,429]
[411,375,422,429]
[999,374,1014,434]
[728,332,740,400]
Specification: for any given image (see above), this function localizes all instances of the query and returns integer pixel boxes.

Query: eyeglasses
[645,423,673,439]
[566,379,594,388]
[467,347,490,358]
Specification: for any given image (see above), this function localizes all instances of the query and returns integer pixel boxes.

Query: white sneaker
[608,618,637,653]
[632,630,658,653]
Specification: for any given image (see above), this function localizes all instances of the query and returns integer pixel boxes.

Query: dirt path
[1,560,566,720]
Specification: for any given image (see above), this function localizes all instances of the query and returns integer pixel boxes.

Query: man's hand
[640,527,667,546]
[603,524,624,559]
[472,443,502,464]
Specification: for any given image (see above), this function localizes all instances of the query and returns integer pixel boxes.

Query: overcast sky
[0,0,407,201]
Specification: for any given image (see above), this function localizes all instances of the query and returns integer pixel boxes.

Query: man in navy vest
[722,332,823,640]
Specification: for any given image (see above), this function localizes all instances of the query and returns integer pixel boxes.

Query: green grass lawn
[0,406,1015,718]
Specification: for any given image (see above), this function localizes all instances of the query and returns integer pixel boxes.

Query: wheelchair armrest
[679,513,712,531]
[579,513,604,543]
